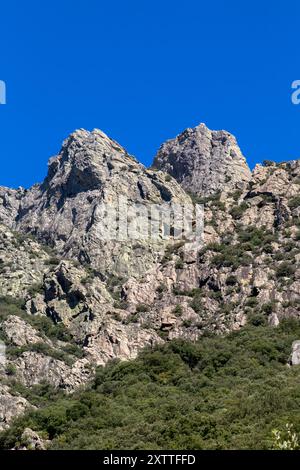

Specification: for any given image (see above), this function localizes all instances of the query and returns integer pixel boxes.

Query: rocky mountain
[153,123,251,195]
[0,123,299,436]
[1,129,190,278]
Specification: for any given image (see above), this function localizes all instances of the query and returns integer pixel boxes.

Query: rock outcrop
[0,224,50,297]
[290,340,300,366]
[3,129,190,279]
[153,123,251,196]
[16,428,48,450]
[0,384,30,431]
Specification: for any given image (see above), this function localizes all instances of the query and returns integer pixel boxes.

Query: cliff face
[152,123,251,196]
[0,124,299,431]
[5,128,190,278]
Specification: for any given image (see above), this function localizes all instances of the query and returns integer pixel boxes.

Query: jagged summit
[152,123,251,196]
[0,127,190,277]
[45,128,137,193]
[59,128,131,162]
[60,128,127,153]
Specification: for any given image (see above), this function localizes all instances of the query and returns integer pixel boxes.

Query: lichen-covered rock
[2,129,191,279]
[0,187,24,227]
[16,428,48,450]
[290,340,300,366]
[13,352,92,392]
[153,123,251,196]
[0,384,30,431]
[83,320,162,365]
[1,316,46,347]
[0,224,50,298]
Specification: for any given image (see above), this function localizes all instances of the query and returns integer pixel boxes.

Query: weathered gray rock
[3,129,190,279]
[0,341,5,365]
[17,428,48,450]
[13,352,92,392]
[153,123,251,196]
[1,316,46,347]
[290,341,300,366]
[0,384,30,431]
[0,187,24,227]
[0,224,50,298]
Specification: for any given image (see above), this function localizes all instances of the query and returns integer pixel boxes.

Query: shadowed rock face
[152,123,251,196]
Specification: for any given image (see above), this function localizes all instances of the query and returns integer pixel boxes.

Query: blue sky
[1,0,300,188]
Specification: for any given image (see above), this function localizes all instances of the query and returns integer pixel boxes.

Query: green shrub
[45,257,60,266]
[261,303,274,315]
[226,275,237,286]
[182,319,192,327]
[175,259,184,269]
[27,283,44,297]
[288,196,300,210]
[190,297,203,313]
[156,283,167,294]
[136,304,150,313]
[231,190,242,201]
[248,313,267,326]
[211,245,252,269]
[0,296,24,313]
[5,363,16,376]
[230,202,248,220]
[245,297,259,308]
[113,300,129,310]
[276,262,296,279]
[172,304,183,316]
[3,321,300,450]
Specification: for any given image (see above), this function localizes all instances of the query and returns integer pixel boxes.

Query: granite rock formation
[153,123,251,196]
[0,124,299,431]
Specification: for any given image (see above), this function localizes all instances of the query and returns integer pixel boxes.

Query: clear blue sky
[1,0,300,188]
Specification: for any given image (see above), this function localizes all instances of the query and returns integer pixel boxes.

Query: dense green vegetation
[2,320,300,450]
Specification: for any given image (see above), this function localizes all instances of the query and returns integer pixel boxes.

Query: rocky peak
[44,128,137,196]
[152,123,251,196]
[0,129,190,277]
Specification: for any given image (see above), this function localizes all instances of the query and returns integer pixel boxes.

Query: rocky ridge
[153,123,251,195]
[2,129,190,278]
[0,124,299,436]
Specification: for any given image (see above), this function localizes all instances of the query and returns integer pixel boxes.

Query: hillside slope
[0,124,299,445]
